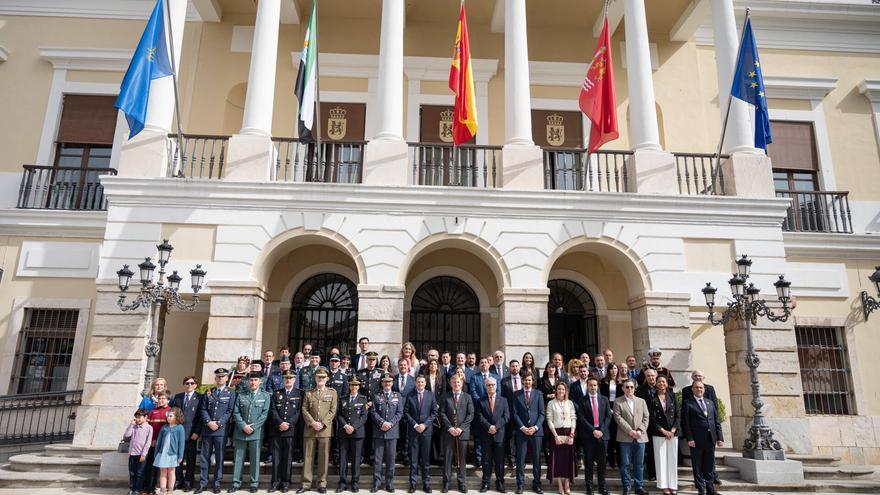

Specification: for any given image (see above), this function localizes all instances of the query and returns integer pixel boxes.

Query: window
[409,276,481,356]
[55,94,117,169]
[11,309,79,394]
[289,274,359,356]
[795,326,854,415]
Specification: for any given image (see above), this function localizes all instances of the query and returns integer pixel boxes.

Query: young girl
[152,406,186,495]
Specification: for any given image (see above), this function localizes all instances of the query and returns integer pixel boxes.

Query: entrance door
[289,273,359,356]
[547,279,598,360]
[409,276,481,357]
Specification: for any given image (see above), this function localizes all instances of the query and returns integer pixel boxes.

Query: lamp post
[701,254,792,461]
[859,266,880,320]
[116,239,206,398]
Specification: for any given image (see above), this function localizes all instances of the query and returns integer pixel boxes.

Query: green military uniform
[302,369,338,491]
[298,364,326,391]
[232,373,271,491]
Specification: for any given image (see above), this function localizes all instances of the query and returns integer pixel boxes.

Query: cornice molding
[39,47,133,72]
[0,209,107,238]
[294,53,379,79]
[0,0,206,22]
[784,232,880,260]
[859,80,880,103]
[404,56,498,84]
[763,76,838,101]
[528,61,588,87]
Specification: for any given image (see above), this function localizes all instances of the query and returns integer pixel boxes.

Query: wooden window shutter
[56,95,118,145]
[767,121,818,171]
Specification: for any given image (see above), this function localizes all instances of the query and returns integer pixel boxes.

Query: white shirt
[608,382,617,402]
[626,396,635,415]
[580,380,588,396]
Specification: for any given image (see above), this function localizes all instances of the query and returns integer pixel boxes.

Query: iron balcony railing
[674,152,727,195]
[408,143,501,188]
[776,190,853,234]
[272,138,365,183]
[168,133,229,179]
[542,148,631,192]
[17,165,116,210]
[0,390,82,445]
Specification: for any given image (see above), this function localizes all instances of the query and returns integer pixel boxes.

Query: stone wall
[809,415,880,464]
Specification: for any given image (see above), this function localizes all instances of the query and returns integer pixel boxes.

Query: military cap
[214,367,229,376]
[349,376,362,386]
[381,373,394,382]
[314,368,329,378]
[248,371,262,379]
[366,351,379,359]
[330,353,341,362]
[648,347,662,356]
[282,369,296,379]
[280,355,290,363]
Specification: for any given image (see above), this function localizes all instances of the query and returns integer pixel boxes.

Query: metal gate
[409,276,481,357]
[547,279,598,361]
[289,273,358,356]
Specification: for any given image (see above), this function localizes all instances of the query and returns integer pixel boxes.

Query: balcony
[542,149,631,193]
[273,138,365,184]
[408,143,501,188]
[17,165,116,211]
[777,190,853,234]
[169,133,229,179]
[674,152,726,195]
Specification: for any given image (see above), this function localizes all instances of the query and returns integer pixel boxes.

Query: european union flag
[115,0,173,139]
[730,17,771,150]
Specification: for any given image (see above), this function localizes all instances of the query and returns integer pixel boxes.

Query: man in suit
[337,377,370,493]
[353,337,371,372]
[681,370,721,486]
[492,350,509,380]
[592,355,608,381]
[469,357,494,467]
[405,375,439,493]
[197,369,236,495]
[500,360,522,468]
[371,373,404,493]
[613,379,649,495]
[625,356,639,381]
[394,360,416,466]
[440,374,474,494]
[231,372,271,493]
[262,350,278,378]
[448,353,474,384]
[512,374,544,495]
[635,368,658,482]
[569,364,592,406]
[551,353,568,383]
[576,377,611,495]
[682,381,724,495]
[266,356,293,393]
[268,370,303,493]
[173,376,203,492]
[441,352,454,377]
[300,368,338,494]
[477,377,509,493]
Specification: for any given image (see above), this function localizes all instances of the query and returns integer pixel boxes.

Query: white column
[623,0,661,151]
[240,0,281,136]
[374,0,405,141]
[143,0,187,133]
[504,0,533,146]
[710,0,758,154]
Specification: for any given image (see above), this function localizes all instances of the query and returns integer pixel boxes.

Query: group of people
[124,338,724,495]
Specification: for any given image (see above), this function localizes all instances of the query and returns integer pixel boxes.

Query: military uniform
[268,376,303,492]
[231,375,271,491]
[299,365,326,392]
[198,371,237,492]
[301,370,338,491]
[336,383,370,491]
[328,357,347,466]
[356,355,383,465]
[370,376,404,492]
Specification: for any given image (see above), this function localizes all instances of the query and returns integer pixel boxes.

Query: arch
[547,279,600,360]
[547,268,609,312]
[404,266,492,311]
[397,233,511,289]
[409,276,481,356]
[289,273,359,356]
[542,237,651,297]
[252,227,367,288]
[280,262,361,307]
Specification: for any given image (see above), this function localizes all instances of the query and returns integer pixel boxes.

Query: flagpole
[163,0,186,177]
[314,0,323,181]
[711,7,751,193]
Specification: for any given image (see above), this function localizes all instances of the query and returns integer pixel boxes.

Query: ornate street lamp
[701,255,792,461]
[116,239,206,398]
[860,266,880,320]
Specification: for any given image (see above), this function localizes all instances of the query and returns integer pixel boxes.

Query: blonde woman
[546,382,577,495]
[138,377,168,412]
[398,341,420,376]
[566,359,583,385]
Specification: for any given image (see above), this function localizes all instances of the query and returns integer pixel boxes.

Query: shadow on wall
[223,83,247,135]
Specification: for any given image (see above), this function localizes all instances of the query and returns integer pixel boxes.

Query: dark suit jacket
[404,389,439,436]
[681,397,723,446]
[569,380,590,406]
[648,390,680,437]
[511,388,545,437]
[172,391,203,438]
[393,374,416,399]
[492,363,509,380]
[352,352,369,371]
[682,383,718,410]
[423,372,447,404]
[599,380,622,402]
[575,393,612,440]
[337,393,370,439]
[477,393,510,442]
[439,392,475,441]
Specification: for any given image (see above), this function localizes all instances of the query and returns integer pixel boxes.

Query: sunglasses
[184,381,196,385]
[624,385,634,389]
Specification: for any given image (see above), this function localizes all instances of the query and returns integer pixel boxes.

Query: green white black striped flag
[295,1,317,142]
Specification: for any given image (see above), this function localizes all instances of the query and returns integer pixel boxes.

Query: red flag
[448,2,478,145]
[579,17,618,153]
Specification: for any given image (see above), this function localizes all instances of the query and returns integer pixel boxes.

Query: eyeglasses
[184,381,196,385]
[624,385,634,389]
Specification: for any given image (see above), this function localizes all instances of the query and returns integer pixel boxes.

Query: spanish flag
[449,1,477,145]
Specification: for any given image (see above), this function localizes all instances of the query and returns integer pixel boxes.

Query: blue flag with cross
[730,17,771,151]
[115,0,174,139]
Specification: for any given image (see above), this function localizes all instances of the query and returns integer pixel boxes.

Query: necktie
[490,395,495,414]
[350,396,355,405]
[454,393,460,403]
[514,376,519,391]
[360,354,365,370]
[526,390,531,406]
[386,392,391,401]
[591,395,599,427]
[418,392,424,409]
[699,398,707,415]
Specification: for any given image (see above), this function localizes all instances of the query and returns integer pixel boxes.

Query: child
[144,391,171,493]
[124,409,152,495]
[153,406,186,495]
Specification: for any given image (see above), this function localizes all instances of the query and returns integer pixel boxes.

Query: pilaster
[223,134,275,182]
[627,149,678,194]
[201,290,266,383]
[628,292,692,385]
[720,153,776,198]
[498,288,550,367]
[356,285,405,358]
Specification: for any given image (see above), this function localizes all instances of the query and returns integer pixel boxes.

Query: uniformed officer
[196,368,237,495]
[637,347,677,388]
[268,369,303,493]
[327,353,347,466]
[300,368,338,494]
[299,351,326,391]
[357,352,383,465]
[370,374,404,493]
[230,371,271,493]
[337,376,370,493]
[266,355,293,393]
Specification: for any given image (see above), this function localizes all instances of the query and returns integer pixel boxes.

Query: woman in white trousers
[648,375,680,495]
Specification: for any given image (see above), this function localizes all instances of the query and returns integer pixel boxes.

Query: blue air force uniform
[198,369,237,491]
[370,376,404,491]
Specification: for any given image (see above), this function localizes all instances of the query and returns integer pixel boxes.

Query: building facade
[1,0,880,465]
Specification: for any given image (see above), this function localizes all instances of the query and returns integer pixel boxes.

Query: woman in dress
[521,352,540,384]
[138,378,168,411]
[398,341,420,376]
[599,363,622,467]
[152,406,186,495]
[546,382,577,495]
[649,375,680,495]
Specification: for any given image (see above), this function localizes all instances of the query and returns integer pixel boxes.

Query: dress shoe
[515,487,523,495]
[183,485,193,493]
[250,489,258,494]
[319,488,327,494]
[409,485,417,494]
[495,483,506,494]
[297,488,308,494]
[370,485,379,493]
[441,483,449,494]
[598,488,609,495]
[282,487,290,493]
[352,486,360,493]
[479,484,489,493]
[534,487,543,494]
[194,487,206,494]
[213,488,221,495]
[269,486,278,494]
[228,487,240,493]
[423,485,432,493]
[458,485,467,494]
[386,485,394,493]
[337,486,347,493]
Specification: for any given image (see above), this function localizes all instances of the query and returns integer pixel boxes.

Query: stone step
[787,453,842,467]
[0,464,92,488]
[6,453,100,475]
[43,443,114,459]
[804,465,876,480]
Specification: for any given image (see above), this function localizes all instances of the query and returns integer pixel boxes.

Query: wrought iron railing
[542,148,631,192]
[408,143,500,188]
[675,152,727,195]
[0,390,82,445]
[272,138,365,183]
[17,165,116,210]
[168,133,229,179]
[776,190,853,234]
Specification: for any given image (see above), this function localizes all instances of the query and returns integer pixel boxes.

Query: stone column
[362,0,409,186]
[224,0,281,181]
[356,285,405,358]
[116,0,186,178]
[622,0,678,194]
[724,314,812,454]
[628,292,691,385]
[201,291,265,382]
[500,0,544,190]
[498,289,550,369]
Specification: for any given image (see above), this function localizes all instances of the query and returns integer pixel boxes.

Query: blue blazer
[511,388,544,437]
[404,389,439,436]
[155,424,186,460]
[469,372,493,406]
[477,393,510,442]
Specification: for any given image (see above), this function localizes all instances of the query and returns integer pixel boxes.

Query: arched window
[409,276,481,357]
[289,273,358,356]
[547,279,598,360]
